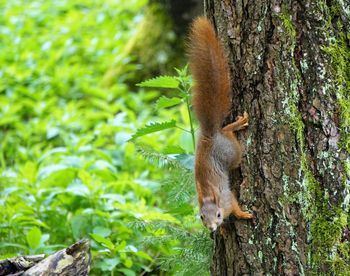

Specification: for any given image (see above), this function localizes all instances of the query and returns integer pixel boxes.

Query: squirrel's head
[200,201,224,232]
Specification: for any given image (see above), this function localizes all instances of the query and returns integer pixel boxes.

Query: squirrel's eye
[200,215,204,220]
[217,212,221,218]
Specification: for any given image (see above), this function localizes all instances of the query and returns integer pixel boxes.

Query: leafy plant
[0,0,185,275]
[0,1,211,275]
[132,67,213,275]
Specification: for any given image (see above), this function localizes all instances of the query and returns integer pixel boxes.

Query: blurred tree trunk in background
[158,0,203,34]
[205,0,349,274]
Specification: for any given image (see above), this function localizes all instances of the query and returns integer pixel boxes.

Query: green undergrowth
[132,67,213,275]
[0,1,206,275]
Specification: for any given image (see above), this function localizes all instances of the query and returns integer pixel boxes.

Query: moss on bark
[208,0,350,274]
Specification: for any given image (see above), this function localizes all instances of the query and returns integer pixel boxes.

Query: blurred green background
[0,0,212,275]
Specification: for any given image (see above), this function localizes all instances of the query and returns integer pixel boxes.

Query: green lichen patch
[290,111,350,273]
[322,32,350,153]
[316,19,350,272]
[279,5,350,273]
[278,4,296,39]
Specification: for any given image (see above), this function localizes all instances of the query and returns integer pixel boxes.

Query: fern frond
[135,145,182,169]
[127,217,212,275]
[163,169,195,204]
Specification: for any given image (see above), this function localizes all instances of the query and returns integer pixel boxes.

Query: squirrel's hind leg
[229,179,253,220]
[222,111,249,132]
[230,194,253,219]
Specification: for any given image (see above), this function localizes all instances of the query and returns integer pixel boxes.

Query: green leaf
[135,250,153,261]
[47,127,60,139]
[70,215,90,240]
[130,120,176,140]
[93,226,112,238]
[118,268,136,276]
[0,243,28,250]
[90,233,115,250]
[115,240,126,251]
[12,216,50,229]
[0,116,19,126]
[97,257,120,271]
[38,147,67,162]
[123,258,133,268]
[40,168,77,187]
[66,181,90,197]
[136,76,179,88]
[155,96,182,109]
[163,146,186,154]
[26,227,42,249]
[21,161,37,183]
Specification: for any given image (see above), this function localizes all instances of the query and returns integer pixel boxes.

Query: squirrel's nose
[209,225,217,232]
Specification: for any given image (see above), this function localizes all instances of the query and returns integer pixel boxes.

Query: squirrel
[188,17,253,232]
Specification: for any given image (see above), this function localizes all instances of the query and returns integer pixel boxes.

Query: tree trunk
[205,0,349,274]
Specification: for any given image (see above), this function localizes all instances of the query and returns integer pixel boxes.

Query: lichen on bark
[206,0,350,274]
[278,2,350,273]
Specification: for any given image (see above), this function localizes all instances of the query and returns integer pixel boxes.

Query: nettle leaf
[130,120,176,141]
[155,96,182,109]
[137,76,179,88]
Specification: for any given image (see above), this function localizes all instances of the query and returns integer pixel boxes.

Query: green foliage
[130,120,177,141]
[0,0,208,275]
[0,1,210,274]
[156,96,182,109]
[137,76,180,88]
[135,66,196,151]
[132,68,213,275]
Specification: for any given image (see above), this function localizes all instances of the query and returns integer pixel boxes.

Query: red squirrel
[188,17,253,232]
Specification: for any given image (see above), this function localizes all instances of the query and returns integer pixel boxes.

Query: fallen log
[0,239,90,276]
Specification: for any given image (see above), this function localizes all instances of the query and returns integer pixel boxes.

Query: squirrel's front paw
[235,112,249,128]
[236,211,254,220]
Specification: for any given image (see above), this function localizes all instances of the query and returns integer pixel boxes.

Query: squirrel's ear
[211,185,220,205]
[196,181,204,206]
[212,190,218,204]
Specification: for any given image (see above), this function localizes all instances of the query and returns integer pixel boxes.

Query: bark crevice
[207,0,349,274]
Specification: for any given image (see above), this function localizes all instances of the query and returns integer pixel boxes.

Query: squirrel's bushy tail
[188,17,231,136]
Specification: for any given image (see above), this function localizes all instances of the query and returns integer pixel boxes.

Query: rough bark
[0,255,45,276]
[205,0,349,275]
[0,240,90,276]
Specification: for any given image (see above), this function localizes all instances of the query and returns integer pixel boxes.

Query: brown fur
[188,17,231,136]
[188,17,253,231]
